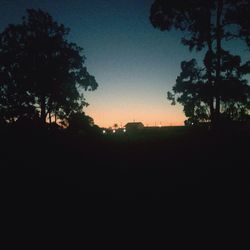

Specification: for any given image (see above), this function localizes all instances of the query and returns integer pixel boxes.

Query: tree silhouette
[168,51,250,124]
[67,111,94,133]
[150,0,250,126]
[225,0,250,48]
[0,9,98,125]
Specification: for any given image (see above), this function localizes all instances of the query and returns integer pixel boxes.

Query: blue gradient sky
[0,0,247,127]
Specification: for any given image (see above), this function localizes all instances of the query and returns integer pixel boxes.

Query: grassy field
[0,125,249,201]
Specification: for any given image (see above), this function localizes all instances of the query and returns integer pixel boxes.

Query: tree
[225,0,250,48]
[0,23,37,122]
[150,0,250,125]
[67,111,95,133]
[0,9,98,125]
[168,51,250,124]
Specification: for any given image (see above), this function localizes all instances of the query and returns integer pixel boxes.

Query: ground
[0,126,249,201]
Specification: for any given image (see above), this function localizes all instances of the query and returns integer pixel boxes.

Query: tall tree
[150,0,250,125]
[0,9,98,125]
[168,51,250,124]
[0,24,36,122]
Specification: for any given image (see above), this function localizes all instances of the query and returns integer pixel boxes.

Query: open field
[1,126,250,201]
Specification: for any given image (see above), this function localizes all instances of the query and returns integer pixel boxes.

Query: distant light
[102,130,106,134]
[113,130,116,133]
[191,123,194,125]
[123,129,126,133]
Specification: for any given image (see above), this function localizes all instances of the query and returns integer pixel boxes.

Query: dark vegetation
[1,4,250,201]
[0,9,97,126]
[151,0,250,126]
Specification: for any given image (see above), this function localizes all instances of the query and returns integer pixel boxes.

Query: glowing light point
[113,130,116,133]
[123,129,126,132]
[102,130,106,134]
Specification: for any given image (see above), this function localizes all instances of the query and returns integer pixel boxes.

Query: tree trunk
[49,112,52,124]
[215,0,223,124]
[40,95,46,125]
[47,98,52,124]
[206,4,215,125]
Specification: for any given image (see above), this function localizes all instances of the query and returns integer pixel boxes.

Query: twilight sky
[0,0,247,127]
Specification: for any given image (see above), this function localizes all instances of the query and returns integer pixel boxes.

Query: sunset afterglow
[0,0,189,128]
[0,0,247,128]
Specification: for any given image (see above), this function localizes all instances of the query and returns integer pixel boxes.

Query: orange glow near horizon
[83,70,187,129]
[85,98,186,128]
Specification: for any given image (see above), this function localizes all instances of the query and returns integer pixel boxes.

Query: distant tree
[67,111,94,133]
[0,9,98,125]
[150,0,250,125]
[113,123,118,129]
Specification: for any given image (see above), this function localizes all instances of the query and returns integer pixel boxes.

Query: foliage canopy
[0,9,98,126]
[150,0,250,125]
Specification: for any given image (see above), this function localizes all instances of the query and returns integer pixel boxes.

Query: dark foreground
[0,126,249,201]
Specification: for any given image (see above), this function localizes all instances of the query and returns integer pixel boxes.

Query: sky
[0,0,248,128]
